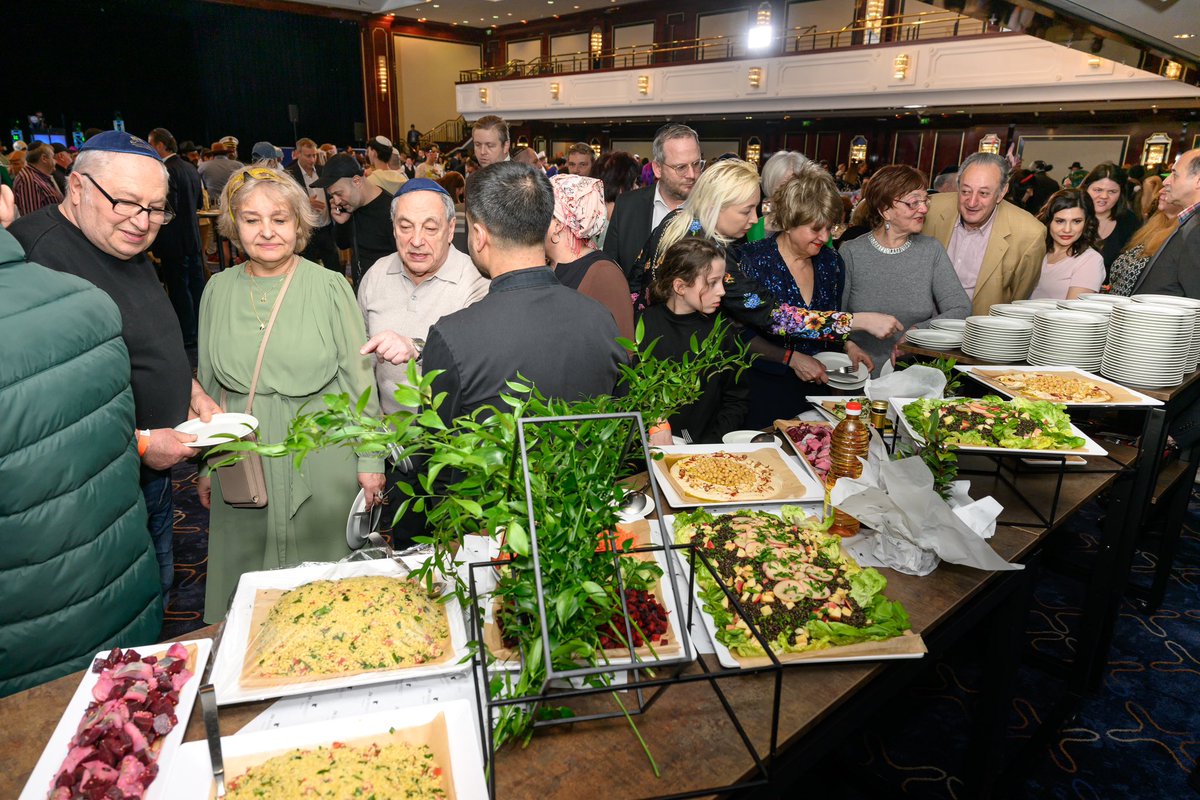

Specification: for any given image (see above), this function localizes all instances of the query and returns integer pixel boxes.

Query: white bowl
[722,429,765,445]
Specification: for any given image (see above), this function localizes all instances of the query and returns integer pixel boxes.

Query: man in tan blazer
[923,153,1047,315]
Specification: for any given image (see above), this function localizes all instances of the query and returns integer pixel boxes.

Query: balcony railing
[458,10,993,83]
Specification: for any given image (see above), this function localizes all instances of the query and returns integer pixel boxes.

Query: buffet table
[0,445,1138,800]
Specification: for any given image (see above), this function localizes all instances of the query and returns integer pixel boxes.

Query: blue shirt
[737,236,846,366]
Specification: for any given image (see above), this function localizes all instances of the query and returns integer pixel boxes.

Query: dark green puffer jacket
[0,227,162,697]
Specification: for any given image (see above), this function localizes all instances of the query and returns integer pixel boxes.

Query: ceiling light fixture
[1173,33,1195,39]
[747,2,773,50]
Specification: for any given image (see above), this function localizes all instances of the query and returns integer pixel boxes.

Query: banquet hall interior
[2,0,1199,798]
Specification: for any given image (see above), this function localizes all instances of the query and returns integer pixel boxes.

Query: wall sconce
[1087,55,1102,68]
[589,27,603,56]
[376,55,388,95]
[748,67,762,88]
[1164,60,1182,80]
[479,87,489,104]
[893,53,910,80]
[550,82,560,100]
[637,75,649,95]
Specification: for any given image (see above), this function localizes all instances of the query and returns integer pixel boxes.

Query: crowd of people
[2,116,1199,695]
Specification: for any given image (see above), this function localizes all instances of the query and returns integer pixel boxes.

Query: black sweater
[638,305,749,444]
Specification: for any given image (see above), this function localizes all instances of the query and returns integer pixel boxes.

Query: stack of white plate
[1078,293,1134,307]
[1028,310,1109,371]
[1101,303,1195,387]
[929,318,967,333]
[1130,294,1200,370]
[905,328,964,349]
[989,303,1041,321]
[1013,299,1060,308]
[1057,299,1115,319]
[961,315,1034,363]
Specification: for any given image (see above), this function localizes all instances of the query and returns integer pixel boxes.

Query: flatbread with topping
[994,372,1112,403]
[668,452,781,502]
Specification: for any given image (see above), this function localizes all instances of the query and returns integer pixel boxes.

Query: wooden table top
[0,457,1128,799]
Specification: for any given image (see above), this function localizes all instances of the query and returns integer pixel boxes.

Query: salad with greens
[672,507,912,659]
[902,395,1085,451]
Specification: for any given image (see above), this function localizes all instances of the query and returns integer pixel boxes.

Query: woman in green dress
[197,166,386,622]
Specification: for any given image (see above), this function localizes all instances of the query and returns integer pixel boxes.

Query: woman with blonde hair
[632,158,904,359]
[1140,175,1163,219]
[196,166,385,622]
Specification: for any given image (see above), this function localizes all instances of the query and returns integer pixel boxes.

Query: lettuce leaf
[847,567,887,607]
[806,595,911,647]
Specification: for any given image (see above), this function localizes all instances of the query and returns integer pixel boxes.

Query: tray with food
[890,395,1108,457]
[670,508,925,669]
[209,558,469,705]
[647,443,824,509]
[164,699,485,799]
[954,365,1164,407]
[773,419,833,483]
[19,639,212,800]
[481,519,687,667]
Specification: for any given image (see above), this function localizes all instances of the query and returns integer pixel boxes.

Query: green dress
[197,259,385,622]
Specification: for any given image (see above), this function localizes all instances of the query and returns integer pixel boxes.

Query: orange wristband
[648,423,671,435]
[136,429,151,458]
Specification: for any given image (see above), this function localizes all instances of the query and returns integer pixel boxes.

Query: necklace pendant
[259,322,266,331]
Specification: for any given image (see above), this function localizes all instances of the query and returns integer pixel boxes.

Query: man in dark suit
[602,123,702,282]
[286,137,342,273]
[148,127,204,345]
[1135,148,1200,298]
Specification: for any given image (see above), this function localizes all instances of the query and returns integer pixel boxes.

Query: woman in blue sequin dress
[738,163,849,426]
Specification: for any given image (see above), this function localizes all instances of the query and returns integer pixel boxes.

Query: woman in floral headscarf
[546,174,635,340]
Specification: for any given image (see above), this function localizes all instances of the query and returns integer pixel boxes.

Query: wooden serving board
[212,710,456,800]
[654,447,809,503]
[239,578,457,689]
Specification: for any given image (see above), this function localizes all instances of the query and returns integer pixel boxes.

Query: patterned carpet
[161,464,1199,797]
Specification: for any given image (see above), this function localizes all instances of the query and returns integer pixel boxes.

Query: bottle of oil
[826,401,870,537]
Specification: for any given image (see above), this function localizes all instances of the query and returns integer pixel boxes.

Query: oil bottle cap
[844,401,863,415]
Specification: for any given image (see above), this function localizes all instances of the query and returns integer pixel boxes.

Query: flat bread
[668,452,781,501]
[994,372,1112,403]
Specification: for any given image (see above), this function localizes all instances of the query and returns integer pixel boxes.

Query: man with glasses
[148,127,205,346]
[9,131,221,598]
[923,152,1046,315]
[603,123,704,281]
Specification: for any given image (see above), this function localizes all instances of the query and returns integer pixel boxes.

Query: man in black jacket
[423,162,626,424]
[148,127,204,345]
[602,123,702,281]
[286,137,342,273]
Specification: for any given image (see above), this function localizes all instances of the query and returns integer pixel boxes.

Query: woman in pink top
[1030,189,1104,300]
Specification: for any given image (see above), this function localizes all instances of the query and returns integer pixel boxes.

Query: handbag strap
[238,264,298,414]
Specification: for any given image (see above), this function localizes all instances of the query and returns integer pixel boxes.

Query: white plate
[1056,300,1113,315]
[1078,294,1132,305]
[954,365,1164,406]
[889,397,1108,456]
[1013,299,1061,307]
[175,413,258,447]
[722,429,766,445]
[814,351,870,383]
[1130,294,1200,309]
[210,559,470,705]
[647,443,824,509]
[616,490,656,522]
[989,304,1041,318]
[929,319,967,332]
[164,701,486,799]
[967,315,1034,332]
[18,639,212,800]
[1114,303,1196,320]
[905,330,964,347]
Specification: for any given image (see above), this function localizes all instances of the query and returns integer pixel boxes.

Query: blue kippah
[394,177,450,198]
[80,131,162,160]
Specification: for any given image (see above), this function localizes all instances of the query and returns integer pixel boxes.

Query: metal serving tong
[198,617,229,797]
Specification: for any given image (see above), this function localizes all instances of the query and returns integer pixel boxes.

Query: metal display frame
[465,411,787,799]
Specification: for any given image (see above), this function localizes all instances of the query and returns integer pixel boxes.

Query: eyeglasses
[81,173,175,224]
[660,159,705,177]
[894,195,930,211]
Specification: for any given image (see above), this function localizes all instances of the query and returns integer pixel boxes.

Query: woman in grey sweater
[841,165,970,376]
